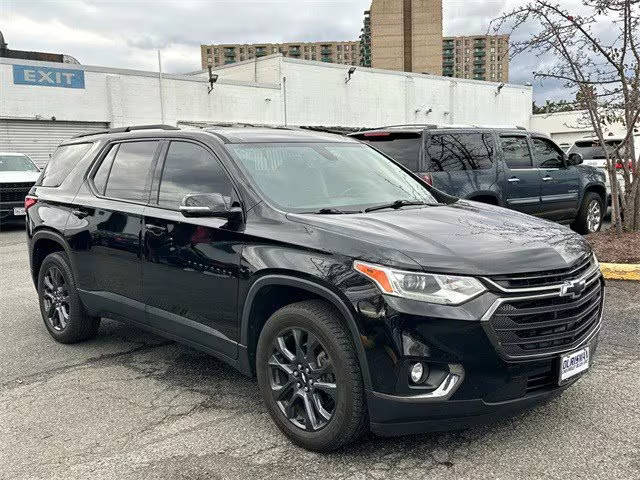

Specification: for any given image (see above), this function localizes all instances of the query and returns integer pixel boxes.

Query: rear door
[498,134,543,215]
[70,140,160,320]
[532,136,580,220]
[424,131,498,198]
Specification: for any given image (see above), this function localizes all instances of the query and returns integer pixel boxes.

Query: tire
[37,252,101,344]
[256,300,367,452]
[572,192,605,234]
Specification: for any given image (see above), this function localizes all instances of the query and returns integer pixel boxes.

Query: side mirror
[179,193,241,219]
[567,152,583,166]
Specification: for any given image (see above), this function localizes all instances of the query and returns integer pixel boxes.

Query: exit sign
[13,64,85,89]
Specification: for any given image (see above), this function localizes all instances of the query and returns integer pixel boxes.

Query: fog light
[410,362,425,384]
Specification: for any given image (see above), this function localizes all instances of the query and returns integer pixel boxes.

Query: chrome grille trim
[480,274,604,360]
[481,258,600,294]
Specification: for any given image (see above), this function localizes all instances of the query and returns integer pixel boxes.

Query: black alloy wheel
[268,327,337,431]
[256,300,368,452]
[41,265,71,332]
[37,252,101,343]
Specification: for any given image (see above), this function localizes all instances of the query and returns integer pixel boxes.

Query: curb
[600,263,640,281]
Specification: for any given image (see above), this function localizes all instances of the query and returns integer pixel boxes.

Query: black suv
[26,126,603,452]
[350,126,607,234]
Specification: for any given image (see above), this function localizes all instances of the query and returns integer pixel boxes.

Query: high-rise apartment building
[201,41,361,68]
[359,5,509,82]
[201,1,509,83]
[442,35,509,82]
[366,0,443,74]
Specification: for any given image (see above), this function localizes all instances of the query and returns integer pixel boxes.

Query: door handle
[542,175,553,181]
[71,209,90,219]
[145,224,167,235]
[508,177,520,183]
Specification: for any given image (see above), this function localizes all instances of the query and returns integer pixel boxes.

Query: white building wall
[212,57,533,128]
[0,58,282,128]
[1,55,532,133]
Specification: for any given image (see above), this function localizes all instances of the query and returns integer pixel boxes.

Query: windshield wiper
[314,208,362,214]
[364,200,435,213]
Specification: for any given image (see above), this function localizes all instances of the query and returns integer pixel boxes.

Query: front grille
[485,278,604,359]
[0,182,34,203]
[488,255,594,289]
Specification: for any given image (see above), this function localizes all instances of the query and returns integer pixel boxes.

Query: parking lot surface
[1,223,639,480]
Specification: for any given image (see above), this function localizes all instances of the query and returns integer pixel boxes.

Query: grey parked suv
[350,126,607,234]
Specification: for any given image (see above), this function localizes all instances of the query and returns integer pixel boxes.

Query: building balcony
[443,51,454,58]
[474,59,485,65]
[321,48,332,55]
[474,51,486,57]
[474,67,486,73]
[443,59,454,66]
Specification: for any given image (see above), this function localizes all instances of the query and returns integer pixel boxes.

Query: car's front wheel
[572,192,604,234]
[256,300,367,452]
[37,252,101,343]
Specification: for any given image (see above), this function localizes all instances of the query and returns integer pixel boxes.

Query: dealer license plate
[559,346,590,383]
[13,207,26,216]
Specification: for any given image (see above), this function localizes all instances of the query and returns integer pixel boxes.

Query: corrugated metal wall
[0,120,108,167]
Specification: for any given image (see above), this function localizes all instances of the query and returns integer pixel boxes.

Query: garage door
[0,120,109,168]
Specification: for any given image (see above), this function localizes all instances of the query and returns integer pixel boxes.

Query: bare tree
[492,0,640,232]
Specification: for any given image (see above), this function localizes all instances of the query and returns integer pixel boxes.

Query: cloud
[0,0,607,101]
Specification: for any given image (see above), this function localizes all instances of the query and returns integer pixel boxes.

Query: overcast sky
[1,0,574,102]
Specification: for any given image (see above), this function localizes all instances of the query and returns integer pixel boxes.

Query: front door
[499,135,543,215]
[531,136,581,221]
[143,140,242,358]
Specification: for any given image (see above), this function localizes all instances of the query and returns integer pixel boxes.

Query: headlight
[354,261,486,305]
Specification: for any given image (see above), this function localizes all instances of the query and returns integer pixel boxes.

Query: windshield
[570,140,623,159]
[0,155,39,172]
[227,142,439,212]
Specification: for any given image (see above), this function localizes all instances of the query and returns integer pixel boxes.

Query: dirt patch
[586,231,640,264]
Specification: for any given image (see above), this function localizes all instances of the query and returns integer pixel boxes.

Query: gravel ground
[1,222,639,480]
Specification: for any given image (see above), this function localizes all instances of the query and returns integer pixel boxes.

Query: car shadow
[91,318,538,459]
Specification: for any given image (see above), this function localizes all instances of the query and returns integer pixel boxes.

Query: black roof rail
[72,124,180,139]
[364,124,438,130]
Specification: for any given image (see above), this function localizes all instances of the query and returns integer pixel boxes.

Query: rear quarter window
[38,143,93,187]
[426,133,494,171]
[357,133,421,171]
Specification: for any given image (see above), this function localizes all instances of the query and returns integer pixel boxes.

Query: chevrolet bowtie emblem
[560,279,587,298]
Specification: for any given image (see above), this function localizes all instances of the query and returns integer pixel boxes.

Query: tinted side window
[158,141,232,209]
[92,144,118,195]
[104,141,158,202]
[500,136,533,169]
[426,133,494,171]
[39,143,93,187]
[359,134,421,170]
[532,138,564,168]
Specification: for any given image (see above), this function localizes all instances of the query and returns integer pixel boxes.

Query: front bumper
[0,202,26,220]
[349,265,604,436]
[368,335,599,435]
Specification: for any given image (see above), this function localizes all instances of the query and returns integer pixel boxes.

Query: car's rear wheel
[572,192,604,234]
[37,252,100,343]
[256,300,367,452]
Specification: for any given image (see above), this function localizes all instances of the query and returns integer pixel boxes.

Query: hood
[287,200,591,276]
[0,170,40,183]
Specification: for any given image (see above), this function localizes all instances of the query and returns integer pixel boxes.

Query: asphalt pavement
[1,221,638,480]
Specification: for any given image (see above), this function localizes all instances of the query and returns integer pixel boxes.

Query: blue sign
[13,64,85,89]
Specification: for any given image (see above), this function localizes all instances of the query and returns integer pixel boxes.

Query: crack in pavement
[0,340,173,393]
